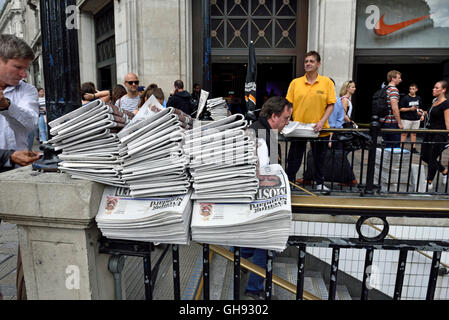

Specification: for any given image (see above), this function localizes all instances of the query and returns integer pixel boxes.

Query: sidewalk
[0,221,18,300]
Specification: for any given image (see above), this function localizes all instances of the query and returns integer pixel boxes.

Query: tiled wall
[291,221,449,300]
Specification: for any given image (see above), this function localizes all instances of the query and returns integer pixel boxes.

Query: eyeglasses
[126,81,139,85]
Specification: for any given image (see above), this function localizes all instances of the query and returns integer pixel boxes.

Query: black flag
[245,41,257,121]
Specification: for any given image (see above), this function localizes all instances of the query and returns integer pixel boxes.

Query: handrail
[207,244,321,300]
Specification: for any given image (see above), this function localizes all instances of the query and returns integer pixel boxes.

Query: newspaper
[118,107,191,197]
[191,164,292,251]
[96,187,193,244]
[196,89,210,119]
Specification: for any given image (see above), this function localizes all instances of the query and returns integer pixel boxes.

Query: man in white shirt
[0,34,39,155]
[115,73,141,112]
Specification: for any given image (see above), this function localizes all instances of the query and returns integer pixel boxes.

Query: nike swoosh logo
[374,14,430,36]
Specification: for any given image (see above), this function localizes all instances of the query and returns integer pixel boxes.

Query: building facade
[0,0,448,122]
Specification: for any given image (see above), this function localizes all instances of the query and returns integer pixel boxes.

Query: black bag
[372,86,389,118]
[303,149,355,183]
[333,131,373,152]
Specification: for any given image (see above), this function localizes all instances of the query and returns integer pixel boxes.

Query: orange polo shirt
[286,74,336,137]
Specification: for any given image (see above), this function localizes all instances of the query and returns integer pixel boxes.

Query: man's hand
[0,89,10,110]
[398,122,403,129]
[10,151,41,166]
[313,121,324,132]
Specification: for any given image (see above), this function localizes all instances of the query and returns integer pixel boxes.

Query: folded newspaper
[118,106,192,197]
[184,114,259,202]
[190,164,292,251]
[96,187,193,244]
[48,100,134,187]
[281,121,319,138]
[207,97,228,120]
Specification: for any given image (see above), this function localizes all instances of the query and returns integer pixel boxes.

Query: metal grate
[211,0,297,49]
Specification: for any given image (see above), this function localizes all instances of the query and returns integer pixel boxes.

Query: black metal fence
[99,225,449,301]
[283,116,449,195]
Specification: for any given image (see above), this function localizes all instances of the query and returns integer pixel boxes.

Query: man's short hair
[174,80,184,89]
[260,96,292,119]
[305,51,321,63]
[387,70,401,82]
[409,83,418,88]
[0,34,35,62]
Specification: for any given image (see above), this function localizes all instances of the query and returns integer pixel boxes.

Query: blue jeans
[239,247,267,294]
[38,115,48,142]
[381,122,400,148]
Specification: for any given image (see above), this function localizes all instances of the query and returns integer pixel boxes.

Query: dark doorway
[95,3,116,91]
[353,62,443,124]
[211,61,295,115]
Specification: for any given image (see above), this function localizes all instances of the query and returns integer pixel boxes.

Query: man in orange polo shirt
[286,51,336,192]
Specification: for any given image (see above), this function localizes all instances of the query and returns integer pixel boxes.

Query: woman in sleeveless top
[420,80,449,190]
[339,80,357,128]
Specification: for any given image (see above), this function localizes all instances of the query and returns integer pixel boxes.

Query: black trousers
[287,137,328,185]
[421,134,448,181]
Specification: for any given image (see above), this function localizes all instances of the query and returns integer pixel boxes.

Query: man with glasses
[116,73,141,112]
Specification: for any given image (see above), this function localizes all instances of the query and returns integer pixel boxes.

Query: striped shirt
[115,95,140,112]
[380,86,399,124]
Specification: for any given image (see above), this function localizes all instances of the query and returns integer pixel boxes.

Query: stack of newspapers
[281,121,319,138]
[48,100,133,187]
[207,97,228,120]
[191,164,292,251]
[118,99,193,197]
[96,187,193,244]
[184,114,259,203]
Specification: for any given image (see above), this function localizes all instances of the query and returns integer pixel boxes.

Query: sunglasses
[126,81,139,85]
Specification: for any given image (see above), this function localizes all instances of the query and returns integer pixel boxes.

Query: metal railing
[97,117,449,301]
[282,116,449,195]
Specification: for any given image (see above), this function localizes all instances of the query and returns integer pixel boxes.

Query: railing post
[203,244,210,300]
[265,250,273,300]
[328,248,340,300]
[143,243,153,300]
[426,251,442,300]
[393,250,408,300]
[365,115,381,195]
[361,248,374,300]
[233,247,241,300]
[172,244,181,300]
[296,244,306,300]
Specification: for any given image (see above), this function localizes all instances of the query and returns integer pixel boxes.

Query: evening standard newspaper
[190,164,292,251]
[96,187,193,244]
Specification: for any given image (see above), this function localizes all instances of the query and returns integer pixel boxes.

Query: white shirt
[0,80,39,151]
[257,138,270,168]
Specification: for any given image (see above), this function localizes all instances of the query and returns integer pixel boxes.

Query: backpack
[372,86,389,118]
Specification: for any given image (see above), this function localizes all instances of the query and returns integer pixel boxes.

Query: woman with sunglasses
[339,80,357,128]
[420,80,449,190]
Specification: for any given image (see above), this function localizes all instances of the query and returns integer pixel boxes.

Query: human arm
[0,85,39,132]
[314,104,334,132]
[83,90,110,102]
[341,98,351,123]
[0,149,41,167]
[390,98,403,129]
[445,108,449,136]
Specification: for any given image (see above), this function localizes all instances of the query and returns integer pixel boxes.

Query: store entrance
[211,59,295,115]
[353,58,447,124]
